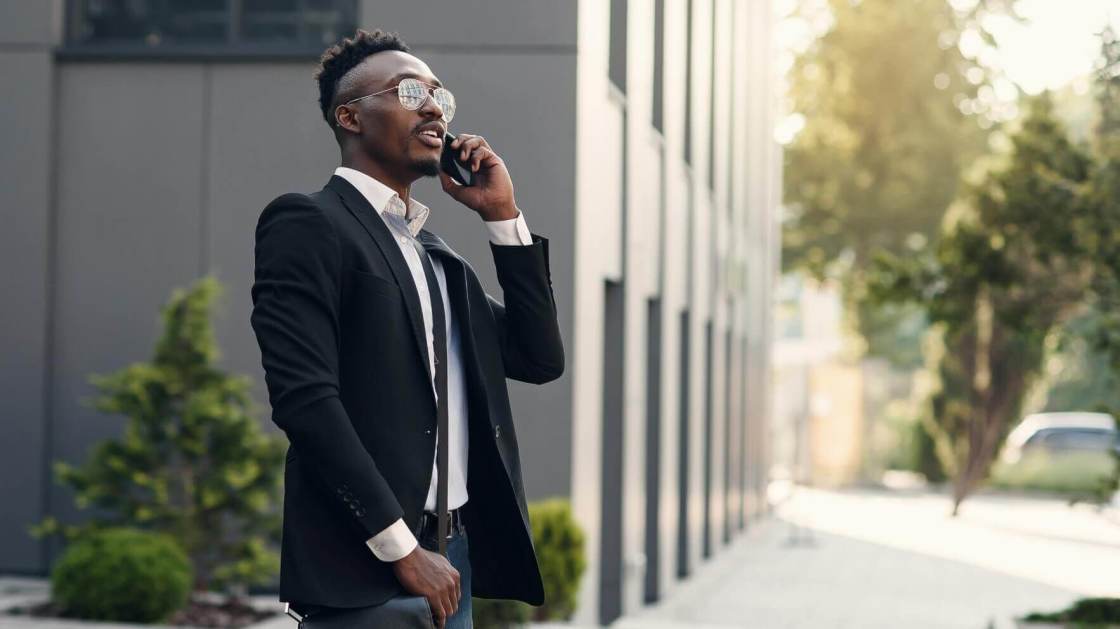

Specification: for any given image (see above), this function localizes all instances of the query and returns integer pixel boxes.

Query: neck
[340,151,413,203]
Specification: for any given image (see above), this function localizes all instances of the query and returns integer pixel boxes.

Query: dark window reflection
[71,0,356,49]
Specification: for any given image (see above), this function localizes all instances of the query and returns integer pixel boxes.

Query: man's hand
[438,133,520,222]
[392,546,461,628]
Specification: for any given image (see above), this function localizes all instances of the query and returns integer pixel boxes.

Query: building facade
[0,0,779,624]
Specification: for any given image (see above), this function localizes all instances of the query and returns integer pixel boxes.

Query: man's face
[336,51,447,180]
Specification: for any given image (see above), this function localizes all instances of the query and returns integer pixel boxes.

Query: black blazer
[249,174,564,608]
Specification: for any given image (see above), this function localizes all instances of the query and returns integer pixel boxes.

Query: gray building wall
[568,0,779,623]
[0,5,778,628]
[0,0,576,574]
[0,0,58,575]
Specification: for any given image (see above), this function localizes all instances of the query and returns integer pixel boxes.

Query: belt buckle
[420,510,459,541]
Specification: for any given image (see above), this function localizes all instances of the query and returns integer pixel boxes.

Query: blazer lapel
[417,229,470,330]
[326,175,432,381]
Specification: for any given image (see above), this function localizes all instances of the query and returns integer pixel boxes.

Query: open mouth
[416,128,443,148]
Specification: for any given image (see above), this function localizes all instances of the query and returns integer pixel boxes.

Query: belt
[415,507,465,542]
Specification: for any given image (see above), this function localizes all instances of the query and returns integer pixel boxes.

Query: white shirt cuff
[366,518,419,562]
[484,210,533,246]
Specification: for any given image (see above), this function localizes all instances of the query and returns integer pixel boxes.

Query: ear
[334,104,360,134]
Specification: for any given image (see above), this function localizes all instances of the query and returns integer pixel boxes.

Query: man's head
[314,29,448,185]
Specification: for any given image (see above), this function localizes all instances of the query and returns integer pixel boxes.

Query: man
[249,28,564,628]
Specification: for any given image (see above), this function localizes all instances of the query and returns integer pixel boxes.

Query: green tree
[1081,24,1120,503]
[33,276,285,593]
[782,0,1013,365]
[869,95,1095,513]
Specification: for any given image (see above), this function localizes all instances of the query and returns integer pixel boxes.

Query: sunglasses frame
[340,77,455,123]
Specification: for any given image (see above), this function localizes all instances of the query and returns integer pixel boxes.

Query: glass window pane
[81,0,151,41]
[71,0,357,50]
[162,0,228,44]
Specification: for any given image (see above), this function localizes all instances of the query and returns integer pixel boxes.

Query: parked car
[1000,412,1119,464]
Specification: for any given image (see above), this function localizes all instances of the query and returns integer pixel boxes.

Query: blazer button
[425,428,432,435]
[494,425,501,439]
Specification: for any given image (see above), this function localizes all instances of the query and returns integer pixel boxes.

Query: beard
[413,154,441,177]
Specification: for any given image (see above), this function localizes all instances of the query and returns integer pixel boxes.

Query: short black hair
[314,28,410,129]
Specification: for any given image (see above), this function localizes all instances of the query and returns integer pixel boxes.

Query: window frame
[60,0,357,61]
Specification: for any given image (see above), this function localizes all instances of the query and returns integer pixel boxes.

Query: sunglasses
[341,77,456,123]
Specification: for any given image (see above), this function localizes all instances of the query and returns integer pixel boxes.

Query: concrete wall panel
[206,63,340,411]
[0,49,54,573]
[49,64,206,529]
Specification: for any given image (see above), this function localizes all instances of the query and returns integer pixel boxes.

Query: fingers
[471,147,497,173]
[451,134,496,171]
[445,564,461,614]
[426,593,445,628]
[452,567,462,606]
[439,169,459,191]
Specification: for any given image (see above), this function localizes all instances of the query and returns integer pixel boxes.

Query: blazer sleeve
[486,232,565,384]
[250,193,404,539]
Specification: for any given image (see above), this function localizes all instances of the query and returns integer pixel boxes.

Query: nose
[418,90,444,120]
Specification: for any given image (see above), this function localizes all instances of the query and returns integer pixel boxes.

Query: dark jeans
[419,524,472,629]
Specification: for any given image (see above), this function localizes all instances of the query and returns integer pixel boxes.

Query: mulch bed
[11,596,279,628]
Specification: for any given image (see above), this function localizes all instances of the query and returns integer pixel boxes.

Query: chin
[413,157,441,177]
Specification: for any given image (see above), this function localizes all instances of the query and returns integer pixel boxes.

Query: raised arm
[487,233,565,385]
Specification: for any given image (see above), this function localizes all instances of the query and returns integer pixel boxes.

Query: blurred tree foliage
[869,56,1120,512]
[32,276,285,593]
[1037,309,1120,415]
[1082,25,1120,503]
[783,0,1014,366]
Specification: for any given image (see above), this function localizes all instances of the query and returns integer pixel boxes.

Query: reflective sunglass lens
[434,89,456,122]
[396,78,456,122]
[397,79,427,109]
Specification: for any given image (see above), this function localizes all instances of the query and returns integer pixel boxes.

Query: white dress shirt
[332,167,533,562]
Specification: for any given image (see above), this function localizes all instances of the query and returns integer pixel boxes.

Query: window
[701,319,713,558]
[644,297,663,603]
[676,309,691,579]
[65,0,357,56]
[726,0,736,205]
[599,280,625,625]
[707,0,717,191]
[609,0,628,92]
[652,0,665,131]
[683,0,694,164]
[722,326,732,545]
[1038,428,1117,452]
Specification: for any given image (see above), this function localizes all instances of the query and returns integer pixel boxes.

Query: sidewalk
[613,485,1119,629]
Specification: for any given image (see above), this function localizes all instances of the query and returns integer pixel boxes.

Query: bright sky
[976,0,1119,95]
[774,0,1120,143]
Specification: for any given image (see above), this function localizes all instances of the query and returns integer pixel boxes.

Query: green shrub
[32,276,285,592]
[51,527,192,623]
[528,498,586,620]
[474,497,587,628]
[1021,597,1120,624]
[473,597,531,629]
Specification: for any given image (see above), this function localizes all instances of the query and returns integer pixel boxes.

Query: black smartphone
[440,131,475,187]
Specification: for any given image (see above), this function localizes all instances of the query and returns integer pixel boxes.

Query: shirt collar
[333,166,430,237]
